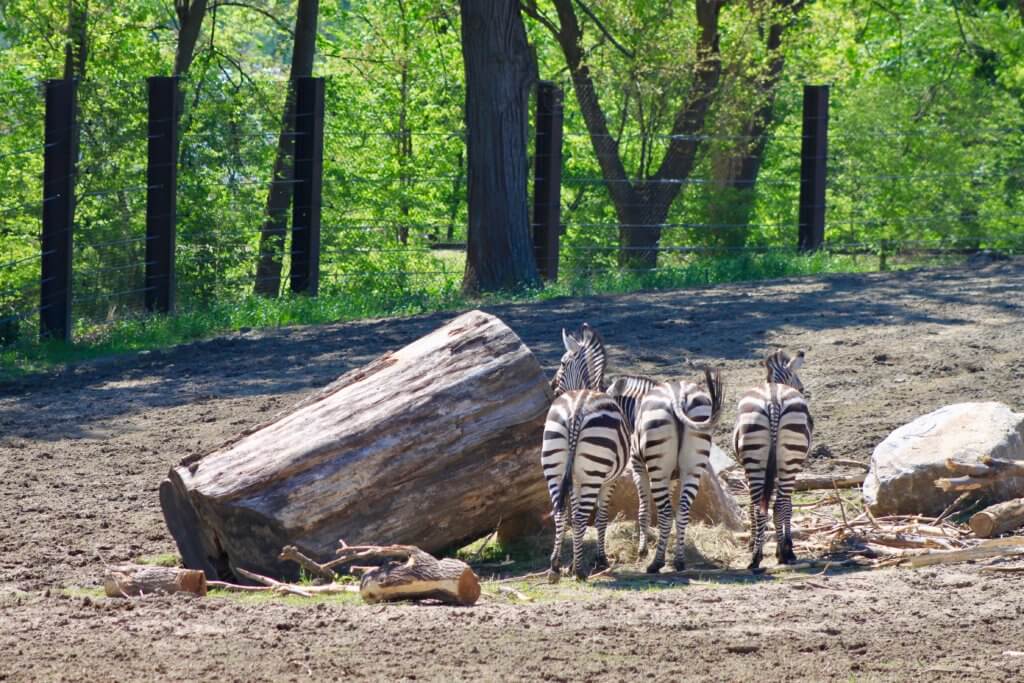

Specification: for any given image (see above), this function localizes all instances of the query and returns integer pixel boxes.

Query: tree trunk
[173,0,208,77]
[160,310,552,581]
[253,0,319,297]
[707,1,801,249]
[969,498,1024,538]
[459,0,540,293]
[534,0,724,270]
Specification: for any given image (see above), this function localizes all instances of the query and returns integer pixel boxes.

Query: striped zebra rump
[635,368,723,573]
[733,381,812,569]
[541,389,629,581]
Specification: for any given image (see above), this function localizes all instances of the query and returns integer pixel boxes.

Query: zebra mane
[764,348,805,393]
[552,322,608,396]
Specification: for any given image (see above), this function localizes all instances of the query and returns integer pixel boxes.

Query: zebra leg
[646,477,673,574]
[593,480,615,571]
[748,496,769,572]
[773,491,797,564]
[630,455,653,558]
[671,470,702,571]
[572,486,599,581]
[548,505,567,583]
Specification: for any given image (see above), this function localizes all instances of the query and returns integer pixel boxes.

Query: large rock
[605,444,745,530]
[864,402,1024,515]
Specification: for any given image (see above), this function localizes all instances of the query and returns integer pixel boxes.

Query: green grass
[0,251,961,379]
[134,553,182,568]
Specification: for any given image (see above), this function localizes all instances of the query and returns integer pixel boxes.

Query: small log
[794,472,866,491]
[969,498,1024,538]
[945,458,992,477]
[336,543,481,606]
[904,537,1024,568]
[104,564,207,598]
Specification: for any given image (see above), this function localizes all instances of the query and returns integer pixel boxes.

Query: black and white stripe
[633,366,724,572]
[551,323,607,397]
[542,389,630,581]
[732,349,813,571]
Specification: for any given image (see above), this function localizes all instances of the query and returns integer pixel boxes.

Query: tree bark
[459,0,540,293]
[103,564,208,598]
[969,498,1024,538]
[160,310,552,581]
[707,1,800,249]
[253,0,319,297]
[174,0,208,77]
[528,0,724,268]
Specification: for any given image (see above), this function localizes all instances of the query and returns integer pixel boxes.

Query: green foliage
[1,0,1023,365]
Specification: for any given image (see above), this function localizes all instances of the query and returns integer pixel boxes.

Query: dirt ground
[3,260,1024,681]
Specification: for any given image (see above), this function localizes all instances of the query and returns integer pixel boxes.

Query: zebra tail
[671,366,724,431]
[762,386,779,515]
[555,408,585,515]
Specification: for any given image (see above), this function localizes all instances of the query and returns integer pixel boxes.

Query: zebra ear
[789,350,805,370]
[562,328,580,353]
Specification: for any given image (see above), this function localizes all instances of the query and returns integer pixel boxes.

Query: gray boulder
[864,402,1024,515]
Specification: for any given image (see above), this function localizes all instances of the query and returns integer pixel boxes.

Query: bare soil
[3,261,1024,681]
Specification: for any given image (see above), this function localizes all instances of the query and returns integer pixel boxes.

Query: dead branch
[795,472,866,491]
[278,545,337,582]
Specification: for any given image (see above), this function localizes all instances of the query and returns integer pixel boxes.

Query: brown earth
[3,260,1024,681]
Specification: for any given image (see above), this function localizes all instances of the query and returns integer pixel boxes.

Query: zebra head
[551,323,607,396]
[764,348,806,395]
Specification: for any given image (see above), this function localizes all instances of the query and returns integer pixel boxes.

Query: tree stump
[160,310,552,580]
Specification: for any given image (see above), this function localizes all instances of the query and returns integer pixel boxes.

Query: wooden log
[336,543,481,605]
[969,498,1024,538]
[935,475,989,492]
[160,310,552,581]
[794,472,866,491]
[103,564,207,598]
[904,537,1024,568]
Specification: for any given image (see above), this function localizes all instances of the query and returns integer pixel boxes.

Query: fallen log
[969,498,1024,538]
[103,564,207,598]
[160,310,551,581]
[794,472,866,491]
[335,542,481,606]
[903,537,1024,568]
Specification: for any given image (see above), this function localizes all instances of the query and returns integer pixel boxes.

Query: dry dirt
[3,261,1024,681]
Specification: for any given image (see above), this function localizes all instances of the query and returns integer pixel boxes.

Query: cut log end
[969,498,1024,538]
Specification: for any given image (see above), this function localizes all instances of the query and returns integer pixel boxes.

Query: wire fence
[1,73,1023,344]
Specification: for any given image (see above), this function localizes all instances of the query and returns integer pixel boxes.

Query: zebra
[542,328,629,581]
[633,366,724,573]
[550,323,608,396]
[733,349,813,571]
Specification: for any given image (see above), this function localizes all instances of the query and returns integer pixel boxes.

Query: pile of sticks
[935,456,1024,538]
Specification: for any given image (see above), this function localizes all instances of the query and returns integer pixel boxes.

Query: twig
[469,517,502,564]
[491,570,551,584]
[279,545,337,582]
[833,479,851,530]
[832,458,871,471]
[235,567,313,597]
[933,491,972,525]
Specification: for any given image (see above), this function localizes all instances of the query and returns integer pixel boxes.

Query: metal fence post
[145,76,179,313]
[40,79,77,341]
[290,76,325,295]
[798,84,829,252]
[532,81,564,281]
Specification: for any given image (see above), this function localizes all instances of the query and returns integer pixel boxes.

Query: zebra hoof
[776,539,797,564]
[671,559,685,572]
[748,550,763,572]
[574,568,589,581]
[645,560,664,574]
[593,556,610,572]
[547,569,561,584]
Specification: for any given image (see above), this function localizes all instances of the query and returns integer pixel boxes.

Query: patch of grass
[61,586,107,599]
[135,553,182,568]
[206,588,364,606]
[0,251,964,379]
